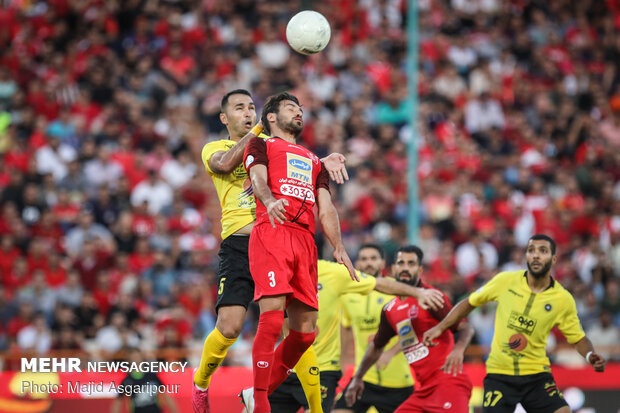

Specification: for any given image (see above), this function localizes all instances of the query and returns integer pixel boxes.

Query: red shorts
[395,372,472,413]
[249,222,318,309]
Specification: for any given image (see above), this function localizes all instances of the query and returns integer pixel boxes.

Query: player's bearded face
[393,252,421,286]
[276,112,303,135]
[527,257,552,278]
[396,270,419,286]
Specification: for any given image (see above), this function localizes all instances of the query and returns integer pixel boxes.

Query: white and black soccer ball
[286,10,331,55]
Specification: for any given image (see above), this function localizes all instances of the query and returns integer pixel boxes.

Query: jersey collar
[523,270,555,290]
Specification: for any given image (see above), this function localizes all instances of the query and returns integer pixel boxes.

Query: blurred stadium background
[0,0,619,412]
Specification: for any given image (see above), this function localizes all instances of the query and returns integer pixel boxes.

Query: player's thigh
[249,224,295,298]
[482,375,519,413]
[393,393,424,413]
[320,371,343,413]
[215,236,254,312]
[290,229,319,309]
[520,373,569,413]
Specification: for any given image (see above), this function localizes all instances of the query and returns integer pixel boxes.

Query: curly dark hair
[260,92,300,135]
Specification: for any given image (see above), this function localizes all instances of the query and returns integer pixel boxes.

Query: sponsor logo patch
[286,153,312,183]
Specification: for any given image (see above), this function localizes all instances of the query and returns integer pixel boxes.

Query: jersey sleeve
[557,292,586,344]
[317,161,330,191]
[244,137,269,172]
[342,270,376,295]
[468,271,511,307]
[372,308,397,349]
[201,140,231,174]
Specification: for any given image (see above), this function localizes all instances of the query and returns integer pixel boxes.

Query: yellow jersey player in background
[267,258,444,413]
[192,89,349,413]
[423,234,606,413]
[333,244,414,413]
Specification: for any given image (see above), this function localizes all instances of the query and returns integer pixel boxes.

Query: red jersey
[374,282,459,388]
[244,136,329,234]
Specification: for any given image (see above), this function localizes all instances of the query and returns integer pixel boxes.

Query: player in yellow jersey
[267,259,444,413]
[333,244,414,413]
[192,89,349,413]
[423,234,606,413]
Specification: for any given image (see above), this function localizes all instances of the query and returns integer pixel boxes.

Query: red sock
[268,329,315,394]
[252,310,284,413]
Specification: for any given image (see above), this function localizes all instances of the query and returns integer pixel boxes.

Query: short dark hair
[528,234,556,255]
[396,245,424,264]
[358,243,385,259]
[260,92,300,135]
[221,89,252,112]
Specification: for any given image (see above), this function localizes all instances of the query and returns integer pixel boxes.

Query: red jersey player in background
[242,92,358,413]
[346,245,473,413]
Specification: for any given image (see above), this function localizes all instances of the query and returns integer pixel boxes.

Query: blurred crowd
[0,0,619,366]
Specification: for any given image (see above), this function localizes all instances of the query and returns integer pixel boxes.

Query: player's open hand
[441,348,464,376]
[322,152,349,185]
[589,352,606,372]
[422,326,442,347]
[417,288,444,311]
[345,377,364,407]
[334,247,358,281]
[266,198,289,227]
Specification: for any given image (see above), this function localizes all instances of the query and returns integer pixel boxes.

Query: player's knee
[216,310,245,339]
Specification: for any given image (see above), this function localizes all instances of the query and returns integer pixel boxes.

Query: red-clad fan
[346,245,473,413]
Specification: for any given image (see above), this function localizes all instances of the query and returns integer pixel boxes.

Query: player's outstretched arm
[575,336,606,372]
[344,341,384,407]
[209,122,263,173]
[374,277,444,311]
[423,299,475,347]
[317,188,358,281]
[441,320,474,376]
[320,152,348,184]
[249,163,288,227]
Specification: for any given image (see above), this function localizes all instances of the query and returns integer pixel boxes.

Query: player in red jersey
[346,245,473,413]
[243,92,357,413]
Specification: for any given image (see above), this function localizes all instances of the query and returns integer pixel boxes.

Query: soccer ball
[286,10,331,55]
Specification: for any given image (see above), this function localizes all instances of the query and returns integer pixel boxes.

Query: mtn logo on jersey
[396,319,419,345]
[286,153,312,183]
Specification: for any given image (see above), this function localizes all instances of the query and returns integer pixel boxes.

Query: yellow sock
[296,346,323,413]
[194,327,237,389]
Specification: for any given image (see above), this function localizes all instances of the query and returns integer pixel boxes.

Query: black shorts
[215,235,254,312]
[482,373,568,413]
[333,379,413,413]
[269,371,342,413]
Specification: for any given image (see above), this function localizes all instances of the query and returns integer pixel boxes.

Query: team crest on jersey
[286,153,312,183]
[408,305,419,319]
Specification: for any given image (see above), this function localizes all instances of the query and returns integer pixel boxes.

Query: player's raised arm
[423,299,476,347]
[209,122,263,173]
[317,187,358,281]
[374,277,444,311]
[321,152,349,184]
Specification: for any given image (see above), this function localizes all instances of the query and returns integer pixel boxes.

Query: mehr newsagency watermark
[20,357,187,396]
